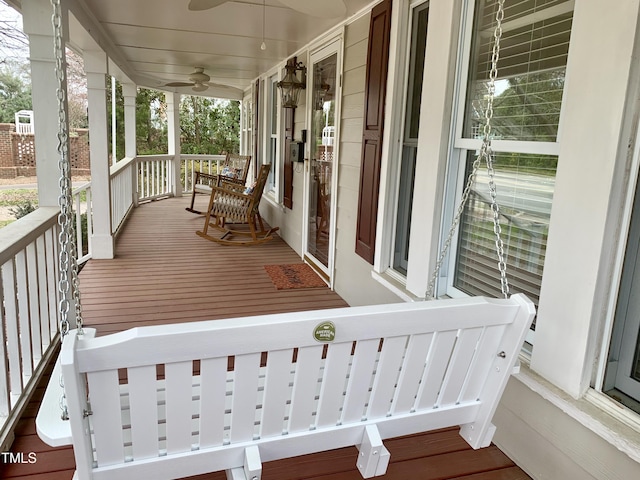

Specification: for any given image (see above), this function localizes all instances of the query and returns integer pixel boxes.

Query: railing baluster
[15,250,33,380]
[26,242,42,365]
[45,227,59,339]
[86,188,93,259]
[0,284,9,417]
[0,209,63,439]
[2,259,24,407]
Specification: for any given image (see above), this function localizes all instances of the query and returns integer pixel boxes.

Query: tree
[180,96,240,155]
[0,1,27,65]
[0,66,31,122]
[136,88,167,155]
[66,49,88,129]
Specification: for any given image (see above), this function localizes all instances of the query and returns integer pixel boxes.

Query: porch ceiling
[64,0,372,99]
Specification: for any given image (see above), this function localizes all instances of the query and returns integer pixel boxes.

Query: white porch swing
[35,1,535,479]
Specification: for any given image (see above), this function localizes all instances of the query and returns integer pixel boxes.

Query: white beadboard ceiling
[62,0,374,99]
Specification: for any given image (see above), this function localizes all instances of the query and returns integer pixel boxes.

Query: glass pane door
[306,47,339,272]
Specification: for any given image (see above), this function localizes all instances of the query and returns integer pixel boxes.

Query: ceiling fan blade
[165,81,195,87]
[277,0,346,18]
[188,0,227,11]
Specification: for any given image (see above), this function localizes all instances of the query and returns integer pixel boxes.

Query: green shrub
[9,200,36,219]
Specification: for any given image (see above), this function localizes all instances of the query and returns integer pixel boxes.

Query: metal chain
[52,0,83,420]
[427,0,509,299]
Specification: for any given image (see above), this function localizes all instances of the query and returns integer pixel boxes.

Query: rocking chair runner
[186,153,252,214]
[196,163,279,245]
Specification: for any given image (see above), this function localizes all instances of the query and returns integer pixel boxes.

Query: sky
[0,1,28,62]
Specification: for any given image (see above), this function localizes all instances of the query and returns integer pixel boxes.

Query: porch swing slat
[88,369,125,466]
[316,341,353,428]
[261,349,294,437]
[416,331,458,410]
[367,336,408,419]
[199,357,228,448]
[127,365,160,460]
[165,361,194,454]
[438,328,484,407]
[341,338,379,424]
[391,333,433,415]
[229,353,261,443]
[289,345,324,433]
[459,325,506,404]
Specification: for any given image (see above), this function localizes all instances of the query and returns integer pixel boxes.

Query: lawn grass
[0,189,39,207]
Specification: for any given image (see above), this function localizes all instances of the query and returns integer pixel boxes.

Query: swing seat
[38,294,534,480]
[186,154,252,215]
[196,163,278,246]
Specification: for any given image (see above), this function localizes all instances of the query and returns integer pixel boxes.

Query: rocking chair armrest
[210,184,253,201]
[219,178,246,192]
[194,172,220,187]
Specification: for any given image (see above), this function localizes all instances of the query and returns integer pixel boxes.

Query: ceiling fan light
[192,83,208,92]
[190,72,210,83]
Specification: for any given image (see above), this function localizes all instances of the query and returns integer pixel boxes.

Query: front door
[304,41,341,282]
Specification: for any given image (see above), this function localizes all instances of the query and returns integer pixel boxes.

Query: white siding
[333,13,402,306]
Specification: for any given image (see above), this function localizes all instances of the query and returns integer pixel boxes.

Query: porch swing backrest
[61,294,534,480]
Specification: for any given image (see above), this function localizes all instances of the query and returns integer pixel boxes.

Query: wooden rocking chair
[196,163,278,245]
[185,153,252,214]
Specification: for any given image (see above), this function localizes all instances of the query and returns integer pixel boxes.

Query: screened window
[446,0,573,312]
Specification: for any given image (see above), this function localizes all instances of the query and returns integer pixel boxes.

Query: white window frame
[373,0,431,297]
[262,67,283,204]
[240,91,252,158]
[441,0,567,311]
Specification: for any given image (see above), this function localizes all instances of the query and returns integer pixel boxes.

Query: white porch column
[84,50,115,259]
[122,83,137,159]
[166,92,182,196]
[22,0,69,208]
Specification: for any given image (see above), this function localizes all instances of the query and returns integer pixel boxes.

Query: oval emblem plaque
[313,321,336,343]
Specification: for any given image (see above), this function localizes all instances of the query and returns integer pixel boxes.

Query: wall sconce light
[277,59,307,109]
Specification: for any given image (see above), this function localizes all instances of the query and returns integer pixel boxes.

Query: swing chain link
[52,0,83,421]
[426,0,509,299]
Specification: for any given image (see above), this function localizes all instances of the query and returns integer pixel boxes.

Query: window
[443,0,573,315]
[392,1,429,276]
[265,74,280,199]
[240,94,252,158]
[605,171,640,414]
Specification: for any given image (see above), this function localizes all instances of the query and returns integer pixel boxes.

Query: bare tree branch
[0,0,28,64]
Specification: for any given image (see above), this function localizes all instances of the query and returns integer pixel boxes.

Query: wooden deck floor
[1,197,531,480]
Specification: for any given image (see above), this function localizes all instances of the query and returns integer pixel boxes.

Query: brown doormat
[264,264,327,290]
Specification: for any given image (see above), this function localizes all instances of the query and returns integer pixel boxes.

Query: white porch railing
[110,157,136,234]
[73,182,93,264]
[0,153,230,449]
[0,208,61,450]
[137,154,173,202]
[181,154,226,192]
[106,154,227,238]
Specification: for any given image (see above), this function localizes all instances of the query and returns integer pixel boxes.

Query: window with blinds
[454,151,556,308]
[463,0,573,142]
[450,0,573,315]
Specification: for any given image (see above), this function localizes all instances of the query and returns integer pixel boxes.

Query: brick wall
[0,123,91,178]
[0,124,15,169]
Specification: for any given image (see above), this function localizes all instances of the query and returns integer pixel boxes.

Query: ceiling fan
[164,67,214,92]
[188,0,347,19]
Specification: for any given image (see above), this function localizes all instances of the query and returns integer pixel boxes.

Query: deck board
[0,197,530,480]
